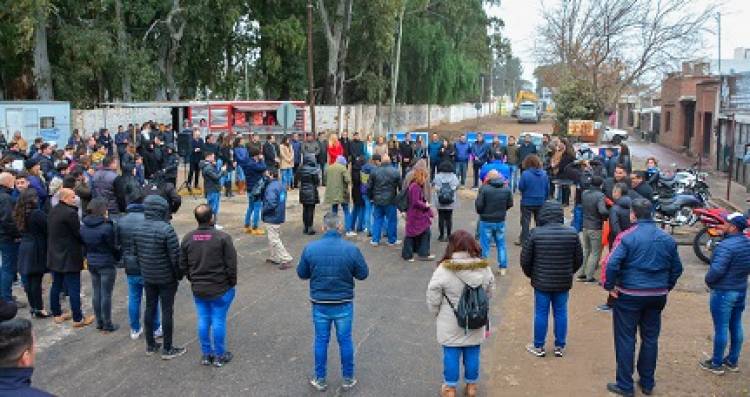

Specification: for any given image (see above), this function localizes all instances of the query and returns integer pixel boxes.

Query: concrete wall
[72,102,496,136]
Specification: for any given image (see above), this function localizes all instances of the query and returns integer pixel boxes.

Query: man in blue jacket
[297,212,369,392]
[453,135,470,187]
[470,133,490,189]
[518,134,537,170]
[262,169,291,269]
[604,199,683,397]
[517,154,549,246]
[239,148,267,235]
[699,212,750,375]
[428,133,443,181]
[0,319,54,396]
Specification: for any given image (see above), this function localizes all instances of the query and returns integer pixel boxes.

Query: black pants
[430,161,438,180]
[520,205,541,244]
[293,165,300,188]
[472,162,484,187]
[188,162,201,188]
[438,209,453,238]
[144,282,177,350]
[402,229,431,260]
[303,204,316,230]
[25,273,44,311]
[401,163,409,179]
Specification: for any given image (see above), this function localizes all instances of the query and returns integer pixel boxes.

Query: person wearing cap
[699,212,750,375]
[325,155,353,235]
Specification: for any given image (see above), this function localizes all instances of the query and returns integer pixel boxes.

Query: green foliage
[553,78,603,133]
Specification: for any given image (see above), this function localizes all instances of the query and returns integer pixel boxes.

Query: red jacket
[327,143,343,165]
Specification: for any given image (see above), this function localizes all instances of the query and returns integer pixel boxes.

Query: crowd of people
[0,125,747,397]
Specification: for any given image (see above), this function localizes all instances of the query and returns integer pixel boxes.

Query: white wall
[72,108,172,134]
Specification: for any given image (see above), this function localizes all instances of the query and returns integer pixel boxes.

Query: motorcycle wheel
[693,227,719,265]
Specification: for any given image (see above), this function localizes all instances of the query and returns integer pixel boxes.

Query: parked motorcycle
[655,163,708,198]
[653,191,708,230]
[693,206,750,264]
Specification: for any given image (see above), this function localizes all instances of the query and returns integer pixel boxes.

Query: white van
[517,101,539,123]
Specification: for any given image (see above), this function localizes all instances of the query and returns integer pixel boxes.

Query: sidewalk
[625,137,748,212]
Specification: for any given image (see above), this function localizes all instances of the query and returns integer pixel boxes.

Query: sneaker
[406,258,415,263]
[309,378,328,392]
[554,346,564,357]
[146,343,162,356]
[596,304,612,312]
[154,326,163,339]
[130,328,143,340]
[576,275,588,282]
[606,382,634,397]
[499,268,507,276]
[370,241,379,247]
[513,241,522,246]
[200,355,214,366]
[345,231,357,237]
[278,262,292,270]
[699,359,725,375]
[723,359,739,373]
[342,377,358,391]
[244,227,254,234]
[214,224,224,230]
[387,240,402,247]
[72,315,95,328]
[213,352,233,367]
[526,344,546,357]
[252,228,266,236]
[417,255,436,261]
[101,323,120,333]
[161,346,187,360]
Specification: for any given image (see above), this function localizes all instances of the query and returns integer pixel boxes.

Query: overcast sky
[487,0,749,83]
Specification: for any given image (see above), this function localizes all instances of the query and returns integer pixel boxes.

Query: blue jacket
[705,233,750,291]
[428,141,442,161]
[292,139,302,165]
[239,157,267,192]
[80,215,119,269]
[470,140,489,163]
[518,168,549,206]
[604,220,683,291]
[233,146,249,165]
[454,141,470,162]
[296,230,369,303]
[479,160,511,183]
[261,179,286,225]
[0,367,54,397]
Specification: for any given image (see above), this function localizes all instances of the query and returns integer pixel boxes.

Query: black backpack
[437,182,454,205]
[443,283,489,332]
[250,176,268,199]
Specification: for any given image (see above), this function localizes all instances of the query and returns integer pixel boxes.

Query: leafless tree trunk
[318,0,353,105]
[145,0,185,100]
[388,4,405,134]
[115,0,132,102]
[32,9,53,100]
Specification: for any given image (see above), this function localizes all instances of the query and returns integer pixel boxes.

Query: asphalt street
[29,188,511,397]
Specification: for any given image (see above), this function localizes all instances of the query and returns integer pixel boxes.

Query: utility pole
[388,4,405,135]
[307,0,317,135]
[717,12,722,74]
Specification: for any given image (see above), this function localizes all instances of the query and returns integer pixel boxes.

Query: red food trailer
[187,100,307,135]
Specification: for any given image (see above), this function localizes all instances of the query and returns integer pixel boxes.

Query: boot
[237,181,246,195]
[441,385,456,397]
[464,384,477,397]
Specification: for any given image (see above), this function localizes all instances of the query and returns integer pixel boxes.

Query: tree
[553,77,602,133]
[538,0,717,118]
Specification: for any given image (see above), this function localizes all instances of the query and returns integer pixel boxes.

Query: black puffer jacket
[117,203,146,276]
[520,200,583,292]
[0,186,19,243]
[133,196,181,285]
[298,155,320,205]
[201,160,224,194]
[475,178,513,222]
[368,164,401,206]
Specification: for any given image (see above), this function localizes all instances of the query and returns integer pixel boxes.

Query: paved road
[28,188,510,397]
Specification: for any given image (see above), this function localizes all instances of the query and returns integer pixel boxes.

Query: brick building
[659,62,718,158]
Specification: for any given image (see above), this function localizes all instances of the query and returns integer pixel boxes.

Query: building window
[665,111,671,131]
[40,117,54,129]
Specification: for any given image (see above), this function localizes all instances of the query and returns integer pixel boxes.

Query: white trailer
[0,101,72,146]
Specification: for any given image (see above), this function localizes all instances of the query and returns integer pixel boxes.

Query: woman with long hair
[427,230,495,397]
[14,189,49,318]
[279,136,295,189]
[403,168,434,261]
[327,134,343,165]
[387,135,400,167]
[617,143,632,174]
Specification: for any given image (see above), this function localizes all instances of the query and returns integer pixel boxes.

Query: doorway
[702,112,712,156]
[683,102,695,149]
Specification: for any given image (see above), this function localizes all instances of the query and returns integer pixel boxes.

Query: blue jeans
[363,198,373,232]
[533,289,569,348]
[455,161,468,186]
[710,289,746,367]
[443,345,480,387]
[350,204,366,232]
[127,275,160,332]
[281,168,293,189]
[206,191,220,220]
[312,302,354,380]
[371,204,397,244]
[508,164,518,193]
[572,204,583,233]
[235,166,245,182]
[0,242,19,302]
[50,272,83,322]
[332,203,352,232]
[194,287,236,356]
[479,221,507,268]
[244,196,262,228]
[613,294,667,393]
